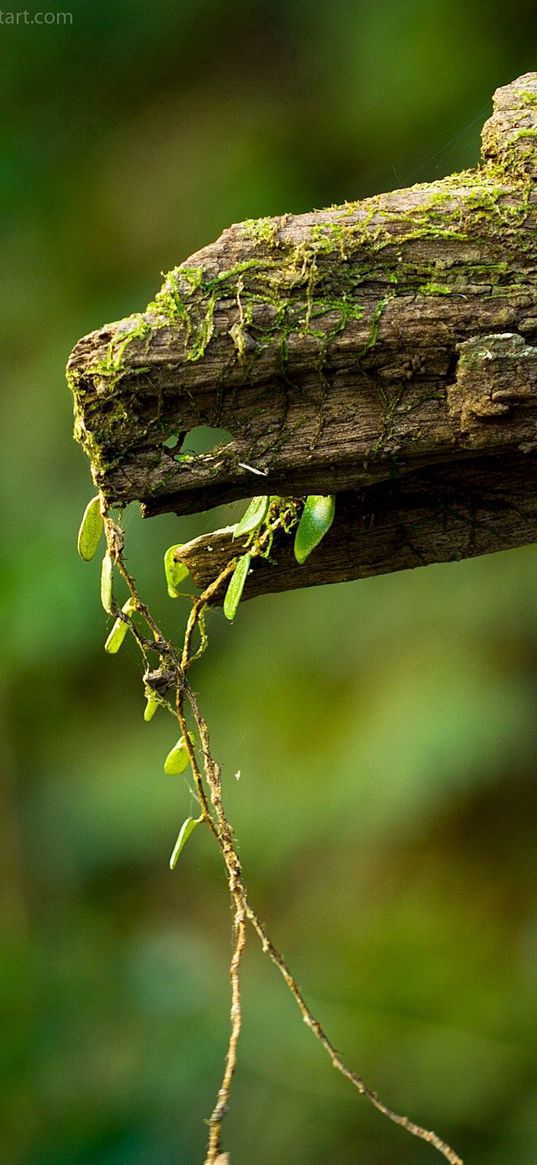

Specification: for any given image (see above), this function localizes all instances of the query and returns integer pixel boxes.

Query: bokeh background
[3,3,537,1163]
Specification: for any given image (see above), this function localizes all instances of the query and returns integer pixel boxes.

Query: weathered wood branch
[174,455,537,599]
[67,74,537,599]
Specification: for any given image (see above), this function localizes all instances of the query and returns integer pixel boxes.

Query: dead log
[67,73,537,600]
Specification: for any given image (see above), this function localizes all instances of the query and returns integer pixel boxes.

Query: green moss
[212,259,266,285]
[89,314,151,388]
[185,293,216,363]
[310,221,356,260]
[241,217,279,246]
[69,123,537,502]
[146,165,530,385]
[149,280,191,330]
[360,295,392,357]
[519,89,537,107]
[66,312,158,487]
[418,282,457,296]
[513,127,537,139]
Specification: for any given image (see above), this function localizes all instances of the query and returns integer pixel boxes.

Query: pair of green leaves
[77,496,115,617]
[223,493,336,621]
[164,735,201,866]
[233,492,335,564]
[76,496,118,620]
[223,494,270,620]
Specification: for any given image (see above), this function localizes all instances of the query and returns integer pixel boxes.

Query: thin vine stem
[181,559,237,670]
[205,899,246,1165]
[101,505,465,1165]
[240,895,464,1165]
[186,680,464,1165]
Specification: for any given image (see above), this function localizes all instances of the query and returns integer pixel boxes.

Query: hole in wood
[163,425,235,463]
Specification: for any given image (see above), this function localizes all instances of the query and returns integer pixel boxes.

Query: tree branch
[67,73,537,599]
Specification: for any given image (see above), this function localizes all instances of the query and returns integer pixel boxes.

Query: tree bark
[67,73,537,600]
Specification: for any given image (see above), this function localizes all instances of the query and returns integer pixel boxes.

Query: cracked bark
[67,73,537,602]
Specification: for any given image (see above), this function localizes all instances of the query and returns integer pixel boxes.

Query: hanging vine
[76,488,464,1165]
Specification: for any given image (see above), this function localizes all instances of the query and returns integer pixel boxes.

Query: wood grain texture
[67,74,537,599]
[174,455,537,600]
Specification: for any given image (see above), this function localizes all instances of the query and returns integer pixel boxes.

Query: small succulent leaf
[100,553,114,613]
[104,618,128,654]
[77,495,103,561]
[233,496,269,539]
[169,816,201,869]
[163,736,191,775]
[104,598,136,654]
[164,545,190,598]
[294,495,335,565]
[223,554,252,621]
[143,696,159,721]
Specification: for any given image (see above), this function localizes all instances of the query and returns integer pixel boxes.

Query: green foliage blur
[3,3,537,1163]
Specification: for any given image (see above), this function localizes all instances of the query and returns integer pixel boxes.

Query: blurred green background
[2,2,537,1163]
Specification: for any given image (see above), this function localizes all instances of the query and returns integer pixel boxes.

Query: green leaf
[104,619,128,654]
[143,695,159,721]
[100,553,114,613]
[294,495,335,565]
[164,544,189,598]
[223,554,252,621]
[169,816,201,869]
[233,495,269,539]
[77,495,103,561]
[104,598,136,654]
[163,736,191,775]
